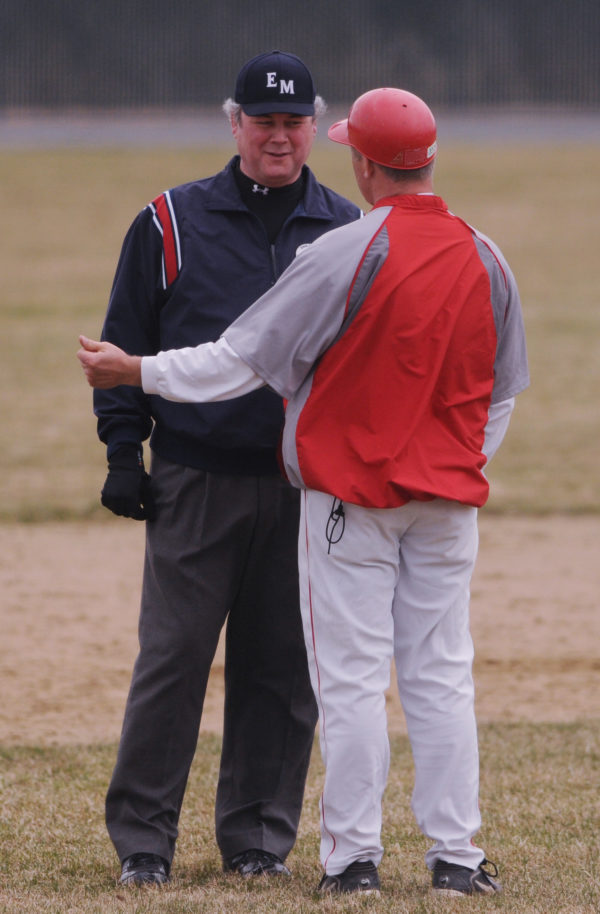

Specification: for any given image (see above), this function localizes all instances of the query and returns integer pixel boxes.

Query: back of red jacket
[225,194,530,508]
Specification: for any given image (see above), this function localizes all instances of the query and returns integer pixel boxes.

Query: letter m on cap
[279,79,295,95]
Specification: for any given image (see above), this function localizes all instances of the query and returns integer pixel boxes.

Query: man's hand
[77,335,143,389]
[101,445,156,521]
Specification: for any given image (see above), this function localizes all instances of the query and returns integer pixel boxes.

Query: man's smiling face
[232,111,317,188]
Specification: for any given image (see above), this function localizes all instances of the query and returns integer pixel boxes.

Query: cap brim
[241,101,315,116]
[327,118,351,145]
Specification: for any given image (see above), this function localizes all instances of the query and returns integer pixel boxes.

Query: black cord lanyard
[325,497,346,554]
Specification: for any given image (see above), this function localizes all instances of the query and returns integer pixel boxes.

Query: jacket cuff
[141,355,160,394]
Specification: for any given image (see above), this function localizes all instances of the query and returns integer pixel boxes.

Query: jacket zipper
[270,244,278,282]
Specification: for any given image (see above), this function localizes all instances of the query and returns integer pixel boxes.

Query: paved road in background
[1,107,599,147]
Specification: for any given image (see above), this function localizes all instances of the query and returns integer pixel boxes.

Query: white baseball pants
[298,490,485,875]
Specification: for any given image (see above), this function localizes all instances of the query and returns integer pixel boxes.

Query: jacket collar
[206,156,337,222]
[374,193,448,213]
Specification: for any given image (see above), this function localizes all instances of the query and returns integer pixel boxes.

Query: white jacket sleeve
[483,397,515,463]
[141,337,264,402]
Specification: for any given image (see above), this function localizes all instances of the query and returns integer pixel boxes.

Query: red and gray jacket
[225,194,529,507]
[94,157,361,474]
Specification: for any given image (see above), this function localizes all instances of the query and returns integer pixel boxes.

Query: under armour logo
[252,184,269,195]
[266,71,295,95]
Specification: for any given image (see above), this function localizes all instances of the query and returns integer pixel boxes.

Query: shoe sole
[432,887,468,897]
[120,876,169,887]
[239,871,291,877]
[320,887,381,896]
[432,885,498,897]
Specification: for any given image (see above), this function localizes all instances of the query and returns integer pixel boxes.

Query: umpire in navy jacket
[92,50,361,886]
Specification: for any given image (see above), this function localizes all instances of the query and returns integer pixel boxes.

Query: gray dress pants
[105,452,317,867]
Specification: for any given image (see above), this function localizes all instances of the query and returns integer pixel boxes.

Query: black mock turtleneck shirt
[234,160,306,244]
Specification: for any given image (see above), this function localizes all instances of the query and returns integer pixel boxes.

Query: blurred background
[2,0,599,110]
[1,0,599,519]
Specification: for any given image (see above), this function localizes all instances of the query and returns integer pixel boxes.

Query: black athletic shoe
[223,849,291,877]
[432,858,502,895]
[119,852,170,886]
[318,860,381,895]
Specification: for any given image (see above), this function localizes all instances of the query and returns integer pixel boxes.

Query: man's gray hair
[223,95,327,123]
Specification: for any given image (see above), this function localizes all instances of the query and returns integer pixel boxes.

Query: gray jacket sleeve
[224,210,390,399]
[472,231,530,403]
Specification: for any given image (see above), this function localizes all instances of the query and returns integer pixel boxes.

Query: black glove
[101,445,156,521]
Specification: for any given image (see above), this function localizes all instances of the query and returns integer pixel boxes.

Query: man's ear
[354,152,373,180]
[363,157,376,180]
[231,112,242,138]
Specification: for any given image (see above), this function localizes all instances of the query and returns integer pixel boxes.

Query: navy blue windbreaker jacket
[94,156,361,475]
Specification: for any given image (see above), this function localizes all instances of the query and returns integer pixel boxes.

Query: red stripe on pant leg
[303,490,337,867]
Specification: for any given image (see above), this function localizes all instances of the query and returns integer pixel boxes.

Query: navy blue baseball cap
[234,50,316,116]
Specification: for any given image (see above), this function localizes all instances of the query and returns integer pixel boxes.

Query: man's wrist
[124,355,143,386]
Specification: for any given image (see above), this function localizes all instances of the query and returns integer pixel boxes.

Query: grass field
[1,141,600,519]
[1,724,599,913]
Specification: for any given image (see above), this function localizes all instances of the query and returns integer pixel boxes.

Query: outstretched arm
[77,335,142,388]
[78,334,264,402]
